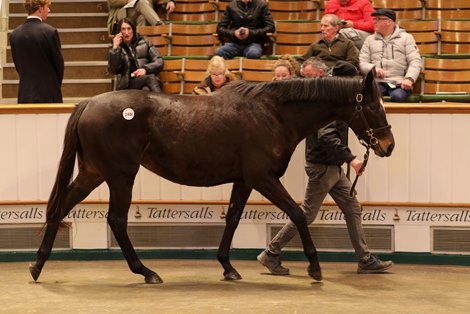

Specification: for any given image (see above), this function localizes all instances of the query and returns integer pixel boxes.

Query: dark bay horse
[30,69,394,284]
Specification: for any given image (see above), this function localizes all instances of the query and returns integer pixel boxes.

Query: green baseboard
[2,249,470,266]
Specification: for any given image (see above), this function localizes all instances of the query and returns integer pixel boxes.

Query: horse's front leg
[255,178,322,281]
[107,180,162,284]
[217,182,252,280]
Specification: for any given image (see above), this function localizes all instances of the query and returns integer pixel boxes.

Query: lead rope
[350,140,371,196]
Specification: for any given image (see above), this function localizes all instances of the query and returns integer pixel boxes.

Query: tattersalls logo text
[406,209,470,222]
[318,208,386,222]
[0,207,43,220]
[148,207,214,219]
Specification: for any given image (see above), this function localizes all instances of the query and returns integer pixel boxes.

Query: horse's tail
[46,100,89,224]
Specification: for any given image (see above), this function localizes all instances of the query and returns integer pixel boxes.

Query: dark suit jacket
[10,18,64,103]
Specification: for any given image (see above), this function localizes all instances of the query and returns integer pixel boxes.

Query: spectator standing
[107,0,171,35]
[108,18,164,92]
[193,56,238,95]
[215,0,275,59]
[359,8,423,102]
[258,59,393,276]
[10,0,64,103]
[298,14,359,69]
[325,0,374,49]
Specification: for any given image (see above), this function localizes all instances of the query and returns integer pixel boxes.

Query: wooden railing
[2,103,470,115]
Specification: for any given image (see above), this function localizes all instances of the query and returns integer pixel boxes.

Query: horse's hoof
[308,265,322,281]
[29,263,41,282]
[145,273,163,284]
[223,270,242,280]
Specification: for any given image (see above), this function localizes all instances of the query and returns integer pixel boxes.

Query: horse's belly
[141,156,242,187]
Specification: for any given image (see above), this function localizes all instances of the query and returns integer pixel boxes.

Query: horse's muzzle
[374,138,394,157]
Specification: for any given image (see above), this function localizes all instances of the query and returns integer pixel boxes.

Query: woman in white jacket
[359,8,422,102]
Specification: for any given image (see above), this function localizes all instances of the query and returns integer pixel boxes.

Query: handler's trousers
[268,163,370,259]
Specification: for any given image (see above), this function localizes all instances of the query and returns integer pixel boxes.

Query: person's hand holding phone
[236,27,249,40]
[112,33,123,49]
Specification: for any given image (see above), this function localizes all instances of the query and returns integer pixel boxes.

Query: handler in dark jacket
[258,60,393,276]
[108,18,163,92]
[10,0,64,103]
[215,0,275,59]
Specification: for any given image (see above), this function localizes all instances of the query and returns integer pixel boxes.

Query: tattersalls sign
[1,204,470,227]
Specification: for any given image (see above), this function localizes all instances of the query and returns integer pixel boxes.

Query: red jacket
[325,0,375,33]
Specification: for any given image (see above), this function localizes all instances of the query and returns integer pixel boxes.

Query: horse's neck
[283,100,345,142]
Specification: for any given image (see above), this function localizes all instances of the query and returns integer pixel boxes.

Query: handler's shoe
[257,250,290,275]
[357,254,393,274]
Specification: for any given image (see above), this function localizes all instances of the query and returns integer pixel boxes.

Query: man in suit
[10,0,64,103]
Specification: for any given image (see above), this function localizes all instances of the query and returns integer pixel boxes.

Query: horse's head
[347,68,395,157]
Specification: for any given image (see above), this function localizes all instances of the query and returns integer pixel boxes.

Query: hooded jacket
[359,25,423,85]
[108,33,164,90]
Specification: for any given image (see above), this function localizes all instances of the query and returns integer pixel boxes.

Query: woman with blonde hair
[193,56,238,95]
[272,55,300,81]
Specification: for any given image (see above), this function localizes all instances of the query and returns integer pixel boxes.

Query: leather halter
[348,92,391,196]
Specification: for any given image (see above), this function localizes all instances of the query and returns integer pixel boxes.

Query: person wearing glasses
[193,56,238,95]
[359,8,423,102]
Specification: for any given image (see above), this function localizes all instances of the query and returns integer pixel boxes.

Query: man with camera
[215,0,275,59]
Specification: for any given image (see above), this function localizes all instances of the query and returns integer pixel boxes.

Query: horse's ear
[363,67,376,89]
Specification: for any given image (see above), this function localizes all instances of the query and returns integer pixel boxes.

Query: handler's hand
[350,159,365,176]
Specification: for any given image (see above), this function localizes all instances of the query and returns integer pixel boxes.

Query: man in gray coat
[359,8,422,102]
[10,0,64,103]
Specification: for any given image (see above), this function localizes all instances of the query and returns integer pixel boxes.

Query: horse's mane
[225,77,363,104]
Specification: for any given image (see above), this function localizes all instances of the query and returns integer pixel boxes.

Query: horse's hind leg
[107,179,162,284]
[254,179,322,281]
[217,182,252,280]
[30,171,104,282]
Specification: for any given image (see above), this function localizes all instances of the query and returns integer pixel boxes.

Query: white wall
[3,112,470,203]
[1,109,470,252]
